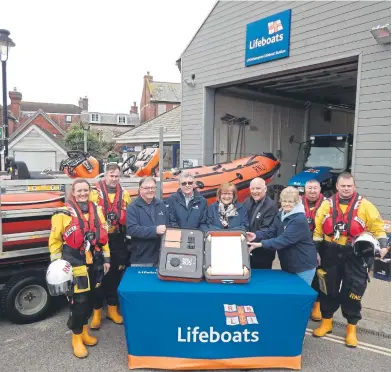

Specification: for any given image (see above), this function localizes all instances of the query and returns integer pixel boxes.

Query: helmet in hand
[46,259,73,296]
[353,233,381,258]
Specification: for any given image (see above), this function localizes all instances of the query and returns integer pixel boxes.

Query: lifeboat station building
[177,1,391,218]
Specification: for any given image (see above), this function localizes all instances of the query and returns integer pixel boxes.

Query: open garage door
[212,57,358,192]
[14,151,56,172]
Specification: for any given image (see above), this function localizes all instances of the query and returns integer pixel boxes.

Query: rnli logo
[193,205,199,209]
[224,304,258,326]
[177,304,259,343]
[256,212,261,219]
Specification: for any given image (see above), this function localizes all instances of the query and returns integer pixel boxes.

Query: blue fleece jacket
[165,189,208,231]
[126,196,167,265]
[206,201,249,232]
[255,203,317,273]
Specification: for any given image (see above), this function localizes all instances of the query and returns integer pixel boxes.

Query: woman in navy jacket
[206,182,249,231]
[247,186,317,285]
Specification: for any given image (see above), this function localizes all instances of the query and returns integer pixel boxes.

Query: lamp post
[0,29,15,170]
[81,122,90,153]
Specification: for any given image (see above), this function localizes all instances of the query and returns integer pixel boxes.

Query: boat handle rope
[195,173,243,189]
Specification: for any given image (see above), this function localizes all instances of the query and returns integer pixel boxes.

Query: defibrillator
[158,229,251,284]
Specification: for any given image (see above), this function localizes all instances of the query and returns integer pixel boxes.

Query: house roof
[9,124,67,154]
[115,106,180,144]
[10,109,66,140]
[38,126,67,149]
[17,101,82,114]
[0,105,16,125]
[148,81,181,103]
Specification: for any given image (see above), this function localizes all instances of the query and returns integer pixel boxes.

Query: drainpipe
[303,101,311,142]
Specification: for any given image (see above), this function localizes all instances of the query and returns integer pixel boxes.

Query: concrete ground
[271,258,391,336]
[0,305,390,372]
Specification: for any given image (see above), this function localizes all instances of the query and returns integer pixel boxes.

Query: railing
[0,177,161,260]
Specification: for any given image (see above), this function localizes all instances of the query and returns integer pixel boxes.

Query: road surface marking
[306,328,391,352]
[305,331,391,356]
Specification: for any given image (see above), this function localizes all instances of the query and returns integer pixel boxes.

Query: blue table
[118,268,316,370]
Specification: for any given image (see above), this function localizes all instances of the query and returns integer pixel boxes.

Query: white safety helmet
[46,259,73,296]
[353,232,381,258]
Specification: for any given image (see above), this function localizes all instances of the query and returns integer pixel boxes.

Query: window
[90,113,101,123]
[157,104,166,115]
[65,115,72,123]
[117,114,127,124]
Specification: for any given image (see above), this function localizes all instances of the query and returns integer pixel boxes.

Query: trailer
[0,177,142,324]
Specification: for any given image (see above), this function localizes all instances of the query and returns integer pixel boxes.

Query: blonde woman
[206,182,249,231]
[247,186,317,284]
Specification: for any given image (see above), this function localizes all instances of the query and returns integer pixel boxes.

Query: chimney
[144,71,153,82]
[78,96,89,111]
[9,87,22,119]
[130,101,138,114]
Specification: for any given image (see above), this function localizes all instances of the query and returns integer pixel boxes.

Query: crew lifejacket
[63,200,108,251]
[95,180,126,228]
[302,194,324,232]
[322,192,366,242]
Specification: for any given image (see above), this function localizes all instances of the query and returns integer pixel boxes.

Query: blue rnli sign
[245,9,291,67]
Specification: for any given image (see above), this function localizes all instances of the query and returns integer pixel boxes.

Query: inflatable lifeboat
[1,152,280,252]
[125,152,281,203]
[2,192,65,254]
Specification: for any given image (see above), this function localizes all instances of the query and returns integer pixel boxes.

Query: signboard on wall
[183,159,198,168]
[245,9,291,67]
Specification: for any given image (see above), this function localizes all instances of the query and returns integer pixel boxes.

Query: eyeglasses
[181,182,193,186]
[141,186,156,191]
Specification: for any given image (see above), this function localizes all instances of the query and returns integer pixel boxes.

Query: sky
[1,0,217,113]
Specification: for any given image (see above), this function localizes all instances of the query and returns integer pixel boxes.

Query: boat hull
[1,154,280,253]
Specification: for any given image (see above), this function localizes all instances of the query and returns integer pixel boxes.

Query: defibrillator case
[204,230,251,284]
[158,228,204,282]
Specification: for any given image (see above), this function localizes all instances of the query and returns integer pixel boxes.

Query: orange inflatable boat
[2,192,65,254]
[1,153,280,252]
[127,152,281,204]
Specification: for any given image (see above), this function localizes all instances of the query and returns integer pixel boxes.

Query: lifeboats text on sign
[245,9,292,67]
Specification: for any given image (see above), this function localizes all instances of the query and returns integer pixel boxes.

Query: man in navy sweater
[126,177,167,266]
[244,177,278,269]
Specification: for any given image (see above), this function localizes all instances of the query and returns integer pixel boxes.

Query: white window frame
[90,113,101,123]
[117,114,127,124]
[65,115,72,123]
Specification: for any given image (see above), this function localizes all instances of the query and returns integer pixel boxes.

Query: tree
[64,122,115,159]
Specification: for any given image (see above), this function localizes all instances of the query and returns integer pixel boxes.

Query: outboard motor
[59,150,100,178]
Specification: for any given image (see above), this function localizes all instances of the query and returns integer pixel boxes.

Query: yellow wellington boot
[82,325,98,346]
[72,333,88,358]
[345,324,358,348]
[107,305,123,324]
[313,318,333,337]
[311,301,322,321]
[90,308,102,330]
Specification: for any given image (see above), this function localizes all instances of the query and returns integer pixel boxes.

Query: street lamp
[0,29,15,169]
[81,122,90,152]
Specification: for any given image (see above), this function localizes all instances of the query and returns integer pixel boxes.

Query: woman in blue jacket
[206,182,249,231]
[247,186,317,285]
